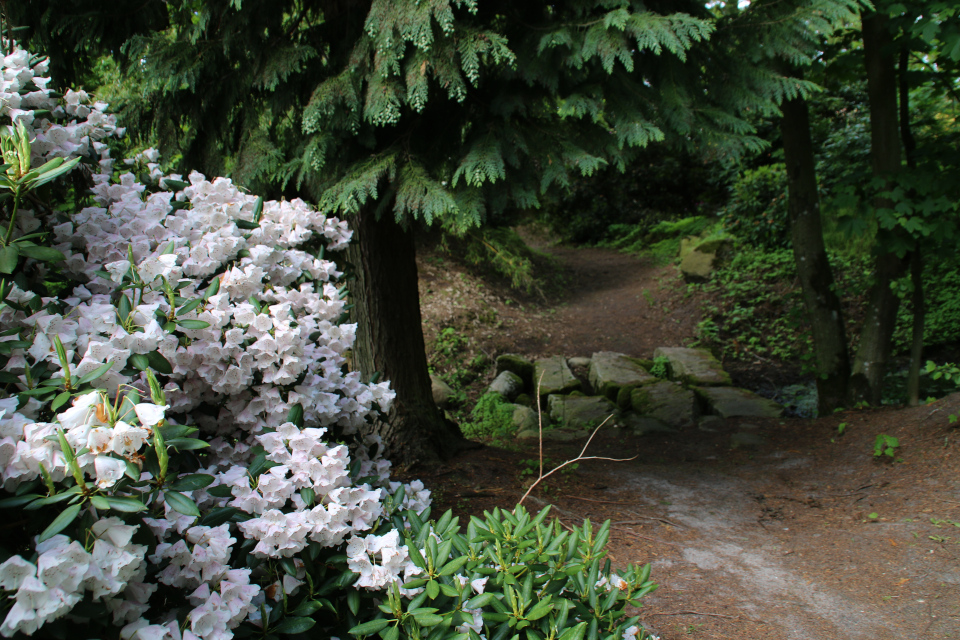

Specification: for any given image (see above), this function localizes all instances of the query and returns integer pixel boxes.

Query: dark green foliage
[540,145,727,245]
[720,164,790,249]
[439,227,554,296]
[602,215,716,263]
[360,505,658,640]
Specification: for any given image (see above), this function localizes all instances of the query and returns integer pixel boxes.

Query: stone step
[629,380,697,428]
[654,347,731,387]
[534,355,581,397]
[694,386,784,418]
[588,351,657,400]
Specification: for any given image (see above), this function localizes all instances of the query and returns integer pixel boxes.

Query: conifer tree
[8,0,821,462]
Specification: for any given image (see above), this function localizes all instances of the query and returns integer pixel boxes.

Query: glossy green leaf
[38,503,81,542]
[164,491,201,517]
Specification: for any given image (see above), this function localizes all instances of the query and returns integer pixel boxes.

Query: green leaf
[163,179,190,191]
[412,613,444,626]
[169,473,215,492]
[272,617,316,635]
[0,245,20,274]
[18,245,66,264]
[165,437,210,451]
[103,495,147,513]
[464,593,496,609]
[90,495,111,510]
[164,491,201,517]
[0,494,42,508]
[291,600,325,617]
[177,298,203,316]
[51,391,72,412]
[349,619,390,636]
[129,353,150,371]
[77,362,114,385]
[177,319,211,330]
[204,277,220,300]
[347,589,360,615]
[426,579,440,599]
[38,503,81,542]
[146,350,173,374]
[199,507,240,527]
[235,219,260,230]
[207,484,234,498]
[438,555,469,576]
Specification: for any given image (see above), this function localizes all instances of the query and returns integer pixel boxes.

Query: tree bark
[900,43,923,407]
[850,12,907,406]
[906,250,924,406]
[345,200,469,467]
[779,94,851,414]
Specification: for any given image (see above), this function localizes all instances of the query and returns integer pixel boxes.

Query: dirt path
[416,239,960,640]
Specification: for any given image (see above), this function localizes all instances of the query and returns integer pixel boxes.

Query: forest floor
[412,232,960,640]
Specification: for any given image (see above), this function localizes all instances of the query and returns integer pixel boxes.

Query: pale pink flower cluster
[0,43,431,640]
[0,520,147,637]
[345,530,422,590]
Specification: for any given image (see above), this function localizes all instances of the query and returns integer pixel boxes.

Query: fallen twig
[517,374,636,507]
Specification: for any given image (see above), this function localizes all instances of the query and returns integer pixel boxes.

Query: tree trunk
[345,200,468,467]
[779,94,851,414]
[906,250,924,406]
[900,43,923,407]
[849,12,906,405]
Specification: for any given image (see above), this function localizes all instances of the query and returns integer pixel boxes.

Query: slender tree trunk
[906,250,924,405]
[345,200,468,466]
[900,43,924,407]
[780,94,851,414]
[850,12,907,405]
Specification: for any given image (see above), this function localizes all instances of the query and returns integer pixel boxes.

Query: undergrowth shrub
[438,227,553,297]
[720,164,790,249]
[602,216,718,263]
[460,393,515,440]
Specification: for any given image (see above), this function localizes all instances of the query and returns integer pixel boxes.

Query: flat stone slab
[654,347,731,387]
[534,356,581,396]
[619,413,677,437]
[489,370,523,401]
[548,394,618,431]
[588,351,657,400]
[695,386,784,419]
[568,356,592,368]
[630,381,697,428]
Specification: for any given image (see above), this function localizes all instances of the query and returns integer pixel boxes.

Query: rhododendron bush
[0,45,658,640]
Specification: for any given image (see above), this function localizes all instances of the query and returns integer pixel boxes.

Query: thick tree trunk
[850,12,906,405]
[345,200,468,466]
[780,95,851,414]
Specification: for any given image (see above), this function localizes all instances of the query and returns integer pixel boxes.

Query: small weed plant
[462,392,516,440]
[873,433,900,459]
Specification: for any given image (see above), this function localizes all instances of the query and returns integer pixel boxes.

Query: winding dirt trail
[417,239,960,640]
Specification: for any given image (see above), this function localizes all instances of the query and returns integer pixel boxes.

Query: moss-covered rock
[653,347,732,386]
[496,354,535,388]
[533,356,581,397]
[630,381,697,428]
[588,351,657,400]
